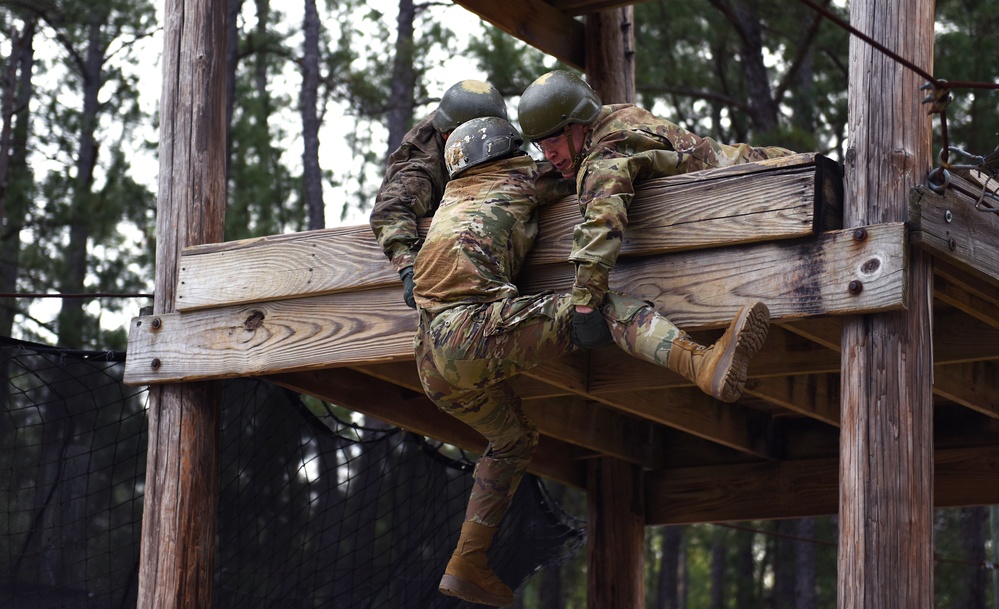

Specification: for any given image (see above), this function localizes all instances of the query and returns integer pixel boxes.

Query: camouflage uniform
[414,153,698,527]
[369,112,448,273]
[569,104,796,307]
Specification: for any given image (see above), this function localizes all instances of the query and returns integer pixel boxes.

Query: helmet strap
[564,124,584,174]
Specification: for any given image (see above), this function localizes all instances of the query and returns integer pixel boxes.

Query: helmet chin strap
[563,124,584,174]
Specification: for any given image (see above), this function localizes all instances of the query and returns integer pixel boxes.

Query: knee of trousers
[602,292,654,324]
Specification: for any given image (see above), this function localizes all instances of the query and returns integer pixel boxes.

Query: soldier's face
[536,124,586,178]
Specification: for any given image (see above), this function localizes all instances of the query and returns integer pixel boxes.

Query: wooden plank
[587,459,645,609]
[932,362,999,419]
[174,153,837,312]
[588,387,777,459]
[126,226,907,386]
[268,368,587,488]
[743,373,841,427]
[125,287,419,385]
[934,259,999,331]
[910,177,999,286]
[526,157,829,265]
[519,223,908,329]
[523,397,666,469]
[548,0,650,17]
[451,0,586,70]
[644,445,999,525]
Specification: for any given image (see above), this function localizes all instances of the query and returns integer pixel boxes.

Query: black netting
[0,337,585,608]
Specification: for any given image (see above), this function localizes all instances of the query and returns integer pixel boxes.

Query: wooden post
[585,6,636,104]
[583,10,639,608]
[587,458,644,609]
[136,0,228,605]
[839,0,935,607]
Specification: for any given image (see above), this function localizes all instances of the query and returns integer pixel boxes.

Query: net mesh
[0,337,584,608]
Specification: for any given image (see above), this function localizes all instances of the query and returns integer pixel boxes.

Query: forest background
[0,0,996,607]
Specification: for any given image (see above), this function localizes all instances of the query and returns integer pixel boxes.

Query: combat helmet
[517,70,601,141]
[432,80,509,134]
[444,116,524,178]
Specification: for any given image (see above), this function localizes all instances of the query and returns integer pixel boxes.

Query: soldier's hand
[399,267,417,309]
[572,309,613,349]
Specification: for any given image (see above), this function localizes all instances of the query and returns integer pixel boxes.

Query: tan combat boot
[666,301,770,402]
[439,520,513,607]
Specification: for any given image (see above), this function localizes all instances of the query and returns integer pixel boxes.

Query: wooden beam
[137,0,228,605]
[125,224,906,386]
[587,458,644,609]
[268,368,587,488]
[549,0,650,17]
[743,373,840,427]
[644,445,999,525]
[840,0,935,605]
[910,175,999,287]
[172,153,837,312]
[933,259,999,331]
[451,0,586,69]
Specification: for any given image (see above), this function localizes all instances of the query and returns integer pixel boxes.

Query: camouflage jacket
[569,104,795,307]
[414,154,555,313]
[369,111,448,273]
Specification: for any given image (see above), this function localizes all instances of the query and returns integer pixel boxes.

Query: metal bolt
[151,317,162,330]
[944,210,953,223]
[853,228,867,242]
[150,358,161,370]
[949,237,957,251]
[848,280,863,295]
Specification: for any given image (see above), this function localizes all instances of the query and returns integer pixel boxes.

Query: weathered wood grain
[452,0,586,69]
[644,445,999,525]
[910,176,999,286]
[126,225,906,386]
[268,368,587,489]
[174,153,839,312]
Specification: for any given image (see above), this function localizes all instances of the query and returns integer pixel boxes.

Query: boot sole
[711,302,770,402]
[439,574,513,607]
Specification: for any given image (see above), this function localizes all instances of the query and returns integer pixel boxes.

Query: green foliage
[933,0,999,159]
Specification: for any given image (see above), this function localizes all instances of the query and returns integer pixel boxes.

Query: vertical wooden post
[583,11,639,608]
[839,0,935,607]
[137,0,228,606]
[585,6,636,104]
[587,458,644,609]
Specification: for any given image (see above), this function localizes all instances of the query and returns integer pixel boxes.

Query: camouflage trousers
[415,291,684,527]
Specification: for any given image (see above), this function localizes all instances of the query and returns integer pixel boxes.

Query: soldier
[417,116,770,606]
[369,79,509,309]
[517,70,795,346]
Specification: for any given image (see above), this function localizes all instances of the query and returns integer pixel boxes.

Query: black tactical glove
[399,267,416,309]
[571,309,614,349]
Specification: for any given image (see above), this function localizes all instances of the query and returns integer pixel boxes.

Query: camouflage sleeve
[369,113,448,272]
[569,146,683,308]
[533,160,576,205]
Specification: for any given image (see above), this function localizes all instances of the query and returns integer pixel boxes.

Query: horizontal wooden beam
[268,368,587,488]
[173,153,838,312]
[548,0,652,17]
[451,0,586,69]
[909,175,999,287]
[645,445,999,525]
[124,224,906,385]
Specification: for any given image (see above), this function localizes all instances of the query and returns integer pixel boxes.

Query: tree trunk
[734,526,755,608]
[708,0,780,135]
[385,0,416,157]
[0,18,34,339]
[772,520,796,609]
[710,527,725,609]
[58,12,105,349]
[795,518,817,609]
[585,6,635,104]
[958,507,987,609]
[301,0,324,230]
[224,0,244,198]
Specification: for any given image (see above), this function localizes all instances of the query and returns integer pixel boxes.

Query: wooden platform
[124,153,999,524]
